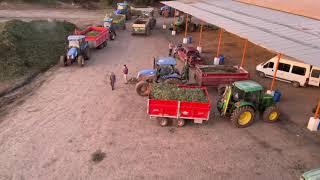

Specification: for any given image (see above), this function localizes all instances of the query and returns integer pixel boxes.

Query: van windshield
[263,62,274,68]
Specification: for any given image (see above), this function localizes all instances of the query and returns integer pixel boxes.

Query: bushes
[0,20,75,81]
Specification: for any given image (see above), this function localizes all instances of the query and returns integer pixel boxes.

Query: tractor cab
[60,35,90,67]
[103,18,113,28]
[218,80,280,128]
[68,35,86,49]
[137,57,179,82]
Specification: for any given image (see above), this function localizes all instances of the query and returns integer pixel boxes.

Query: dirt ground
[0,7,320,180]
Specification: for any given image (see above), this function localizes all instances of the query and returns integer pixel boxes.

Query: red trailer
[148,86,211,127]
[75,26,109,49]
[194,65,250,87]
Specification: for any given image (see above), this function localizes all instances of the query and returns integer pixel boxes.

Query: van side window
[291,66,306,76]
[311,69,320,78]
[278,63,291,72]
[263,62,274,68]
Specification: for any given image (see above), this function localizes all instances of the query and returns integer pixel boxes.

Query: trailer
[194,65,250,87]
[75,26,109,49]
[148,85,211,127]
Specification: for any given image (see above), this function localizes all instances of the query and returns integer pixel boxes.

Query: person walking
[122,65,128,84]
[109,72,116,90]
[168,41,174,56]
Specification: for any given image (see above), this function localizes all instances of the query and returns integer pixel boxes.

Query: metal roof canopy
[162,0,320,66]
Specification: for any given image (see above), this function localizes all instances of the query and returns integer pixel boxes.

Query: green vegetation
[151,84,208,102]
[0,20,75,81]
[200,66,238,73]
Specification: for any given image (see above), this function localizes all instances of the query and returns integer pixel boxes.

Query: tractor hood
[67,47,78,59]
[137,69,156,79]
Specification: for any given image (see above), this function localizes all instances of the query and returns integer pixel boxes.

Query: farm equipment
[135,57,184,96]
[174,46,203,67]
[148,85,211,127]
[60,35,90,67]
[217,80,280,128]
[75,26,109,49]
[135,57,250,96]
[170,15,197,33]
[131,10,156,36]
[159,5,175,17]
[115,2,131,20]
[194,65,250,88]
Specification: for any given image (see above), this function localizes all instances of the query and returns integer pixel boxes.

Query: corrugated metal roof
[162,0,320,66]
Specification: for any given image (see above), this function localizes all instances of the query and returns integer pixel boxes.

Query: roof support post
[216,28,223,57]
[198,22,203,47]
[240,39,248,67]
[184,14,189,38]
[314,99,320,119]
[270,53,282,91]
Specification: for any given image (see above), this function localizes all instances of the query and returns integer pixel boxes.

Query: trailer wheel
[103,41,107,47]
[77,56,84,67]
[135,81,150,96]
[177,119,186,127]
[110,32,116,40]
[60,56,66,66]
[158,117,169,127]
[122,24,126,30]
[84,48,90,60]
[258,71,265,78]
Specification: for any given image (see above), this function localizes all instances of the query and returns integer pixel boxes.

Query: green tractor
[217,80,280,128]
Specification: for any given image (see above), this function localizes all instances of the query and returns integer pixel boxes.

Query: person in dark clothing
[168,41,174,56]
[109,72,116,90]
[122,65,128,84]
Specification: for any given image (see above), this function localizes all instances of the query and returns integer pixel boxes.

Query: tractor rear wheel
[217,84,227,97]
[164,78,182,84]
[135,81,150,96]
[231,106,255,128]
[60,56,66,66]
[263,106,280,123]
[77,56,84,67]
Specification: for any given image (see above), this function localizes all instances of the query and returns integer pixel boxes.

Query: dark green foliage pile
[200,66,238,73]
[151,83,208,102]
[0,20,75,81]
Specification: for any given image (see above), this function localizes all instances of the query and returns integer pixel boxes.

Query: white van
[256,56,320,87]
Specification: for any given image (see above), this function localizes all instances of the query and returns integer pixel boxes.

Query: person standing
[109,72,116,90]
[122,65,128,84]
[168,41,174,56]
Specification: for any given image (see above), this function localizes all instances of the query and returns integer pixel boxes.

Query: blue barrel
[273,90,281,103]
[218,55,225,65]
[187,36,192,44]
[318,121,320,130]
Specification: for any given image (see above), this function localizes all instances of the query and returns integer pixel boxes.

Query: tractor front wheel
[263,106,280,123]
[77,56,84,67]
[231,106,255,128]
[135,81,150,96]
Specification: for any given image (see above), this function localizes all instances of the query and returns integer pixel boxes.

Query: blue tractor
[135,57,189,96]
[115,2,131,20]
[60,35,90,67]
